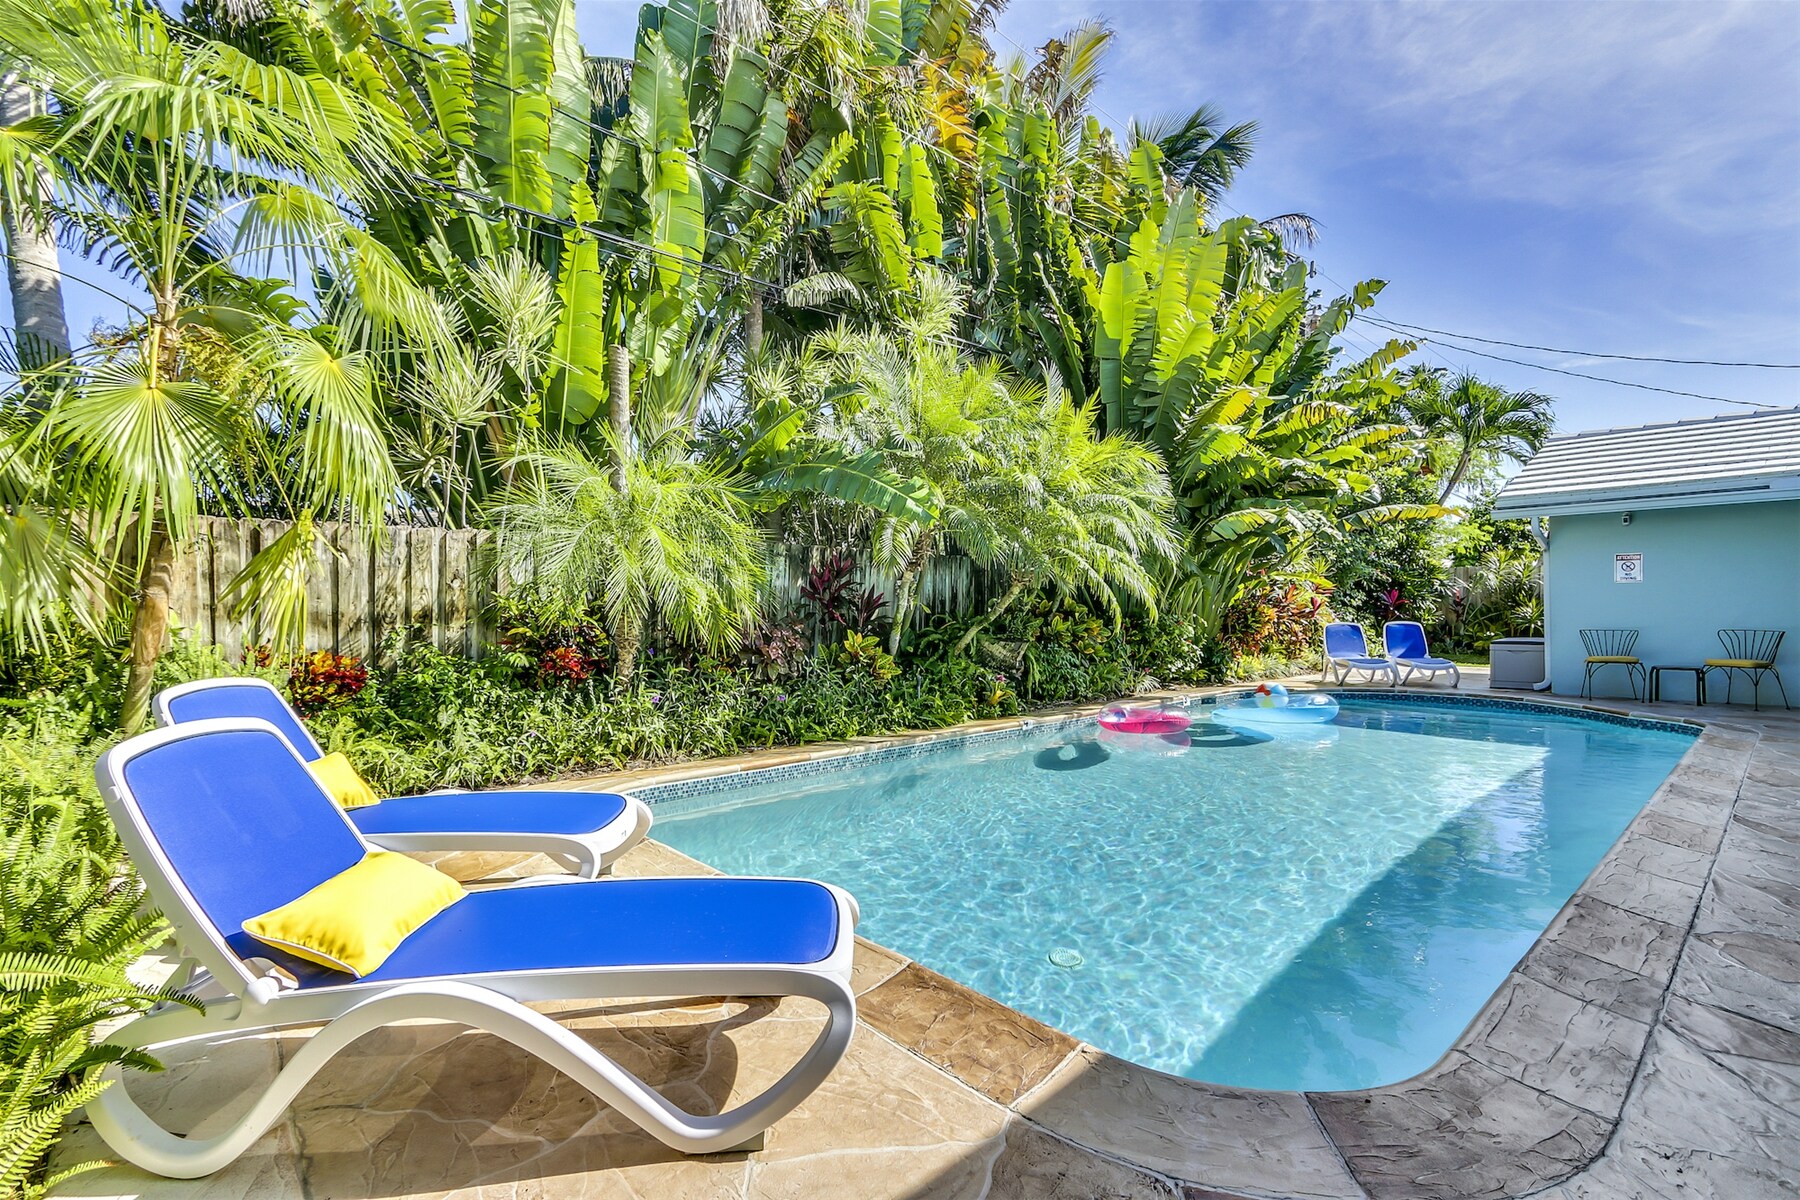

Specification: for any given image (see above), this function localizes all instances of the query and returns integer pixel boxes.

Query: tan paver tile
[850,936,909,996]
[744,1022,1010,1199]
[1539,896,1685,983]
[51,1033,304,1200]
[1311,1053,1610,1199]
[1460,973,1652,1116]
[858,963,1079,1106]
[1017,1048,1361,1198]
[984,1118,1178,1199]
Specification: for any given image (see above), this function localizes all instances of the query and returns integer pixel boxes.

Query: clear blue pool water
[650,696,1694,1091]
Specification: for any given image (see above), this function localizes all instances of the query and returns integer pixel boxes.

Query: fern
[0,708,190,1197]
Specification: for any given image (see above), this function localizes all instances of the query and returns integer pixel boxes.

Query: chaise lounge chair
[1322,622,1399,686]
[155,678,650,878]
[1382,621,1461,688]
[88,718,860,1178]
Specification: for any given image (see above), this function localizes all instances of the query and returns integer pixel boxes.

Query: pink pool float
[1097,704,1193,736]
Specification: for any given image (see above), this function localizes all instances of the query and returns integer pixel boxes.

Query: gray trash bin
[1489,637,1546,690]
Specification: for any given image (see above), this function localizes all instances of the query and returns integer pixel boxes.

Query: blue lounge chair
[1322,622,1399,686]
[155,678,650,878]
[1382,621,1461,688]
[88,718,860,1178]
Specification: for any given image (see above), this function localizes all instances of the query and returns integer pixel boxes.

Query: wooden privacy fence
[167,517,1001,663]
[167,518,492,663]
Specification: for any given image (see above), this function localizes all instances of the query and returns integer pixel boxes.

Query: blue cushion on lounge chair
[122,729,367,938]
[1323,622,1374,661]
[226,877,843,986]
[164,683,323,760]
[348,791,630,837]
[124,728,842,986]
[1383,621,1447,664]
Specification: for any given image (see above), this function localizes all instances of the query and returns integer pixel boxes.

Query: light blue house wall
[1546,500,1800,703]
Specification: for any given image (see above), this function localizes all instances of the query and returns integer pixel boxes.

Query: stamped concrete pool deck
[57,677,1800,1199]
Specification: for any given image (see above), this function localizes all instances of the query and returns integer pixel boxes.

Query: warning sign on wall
[1614,553,1643,584]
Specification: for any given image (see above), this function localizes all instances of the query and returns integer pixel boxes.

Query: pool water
[650,696,1693,1091]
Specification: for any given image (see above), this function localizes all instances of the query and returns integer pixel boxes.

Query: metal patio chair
[1580,629,1645,701]
[1704,629,1791,712]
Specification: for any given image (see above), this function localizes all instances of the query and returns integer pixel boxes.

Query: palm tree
[952,383,1178,654]
[0,76,70,380]
[487,441,766,683]
[1130,103,1259,204]
[0,0,418,727]
[1403,369,1554,503]
[819,328,1020,653]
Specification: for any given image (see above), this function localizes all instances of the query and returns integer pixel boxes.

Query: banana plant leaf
[471,0,554,211]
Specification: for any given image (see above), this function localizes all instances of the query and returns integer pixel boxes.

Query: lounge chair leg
[88,977,856,1178]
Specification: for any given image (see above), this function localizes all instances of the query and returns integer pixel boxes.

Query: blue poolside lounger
[1322,622,1399,686]
[1382,621,1461,688]
[89,719,860,1177]
[155,678,649,877]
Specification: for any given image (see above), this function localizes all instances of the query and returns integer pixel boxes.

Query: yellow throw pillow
[308,752,380,810]
[243,851,464,978]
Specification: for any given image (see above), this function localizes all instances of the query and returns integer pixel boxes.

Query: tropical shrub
[800,553,888,638]
[287,652,370,715]
[493,597,615,688]
[1219,583,1327,661]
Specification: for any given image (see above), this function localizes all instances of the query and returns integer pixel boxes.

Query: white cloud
[1001,0,1800,233]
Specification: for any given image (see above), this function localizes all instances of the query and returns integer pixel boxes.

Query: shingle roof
[1491,406,1800,516]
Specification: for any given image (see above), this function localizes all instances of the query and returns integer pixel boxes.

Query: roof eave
[1491,473,1800,518]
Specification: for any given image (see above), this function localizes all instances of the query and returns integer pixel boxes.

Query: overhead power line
[1367,319,1800,370]
[1359,316,1784,410]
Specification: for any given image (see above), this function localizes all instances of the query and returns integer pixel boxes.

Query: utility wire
[417,175,997,357]
[367,30,787,241]
[1350,318,1800,369]
[1359,316,1784,410]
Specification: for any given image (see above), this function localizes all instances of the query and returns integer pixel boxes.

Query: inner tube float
[1097,704,1193,735]
[1210,683,1339,729]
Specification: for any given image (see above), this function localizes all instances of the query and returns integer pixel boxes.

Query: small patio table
[1649,665,1706,705]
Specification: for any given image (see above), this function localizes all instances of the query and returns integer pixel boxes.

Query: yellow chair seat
[1586,656,1640,664]
[1705,658,1772,669]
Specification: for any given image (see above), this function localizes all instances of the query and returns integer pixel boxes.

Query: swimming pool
[648,694,1695,1091]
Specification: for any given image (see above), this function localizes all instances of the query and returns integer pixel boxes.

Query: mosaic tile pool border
[634,713,1098,804]
[1324,688,1703,736]
[633,688,1698,807]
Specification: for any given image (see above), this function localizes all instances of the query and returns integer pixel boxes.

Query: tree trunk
[612,610,642,685]
[606,343,631,491]
[954,572,1030,657]
[442,426,457,527]
[743,293,764,368]
[1437,441,1474,505]
[886,533,935,655]
[1,78,70,386]
[120,525,176,733]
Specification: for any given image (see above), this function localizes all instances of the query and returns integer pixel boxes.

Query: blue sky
[23,1,1800,434]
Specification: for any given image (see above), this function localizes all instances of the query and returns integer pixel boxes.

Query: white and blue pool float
[1211,683,1339,729]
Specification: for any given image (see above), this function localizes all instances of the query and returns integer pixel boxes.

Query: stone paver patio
[55,677,1800,1199]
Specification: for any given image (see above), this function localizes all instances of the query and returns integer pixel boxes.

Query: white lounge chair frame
[90,718,860,1179]
[154,678,653,878]
[1382,621,1462,689]
[1321,623,1400,687]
